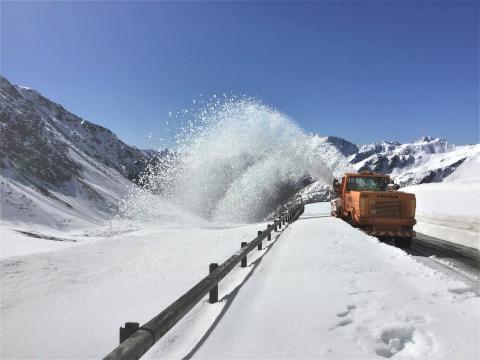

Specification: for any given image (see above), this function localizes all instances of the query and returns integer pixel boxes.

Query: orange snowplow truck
[331,172,416,248]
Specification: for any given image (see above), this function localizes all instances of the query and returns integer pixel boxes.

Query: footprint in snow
[331,304,357,329]
[374,325,434,358]
[329,317,354,330]
[337,318,353,327]
[448,285,476,295]
[336,304,356,317]
[375,326,415,358]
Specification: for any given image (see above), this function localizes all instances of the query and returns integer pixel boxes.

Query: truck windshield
[346,177,388,192]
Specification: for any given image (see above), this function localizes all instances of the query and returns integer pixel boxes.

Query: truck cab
[332,172,416,248]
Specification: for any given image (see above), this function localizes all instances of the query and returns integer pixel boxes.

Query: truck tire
[346,213,353,225]
[394,237,412,249]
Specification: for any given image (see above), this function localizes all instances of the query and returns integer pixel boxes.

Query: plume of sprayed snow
[121,97,352,225]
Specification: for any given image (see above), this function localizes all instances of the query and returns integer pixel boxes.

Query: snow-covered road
[1,203,478,359]
[188,203,479,359]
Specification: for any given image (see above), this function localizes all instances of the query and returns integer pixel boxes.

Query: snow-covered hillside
[403,154,480,249]
[0,76,155,231]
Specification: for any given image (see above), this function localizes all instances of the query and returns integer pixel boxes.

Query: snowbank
[403,156,480,250]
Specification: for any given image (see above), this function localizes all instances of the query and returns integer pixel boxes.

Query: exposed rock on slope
[321,136,359,157]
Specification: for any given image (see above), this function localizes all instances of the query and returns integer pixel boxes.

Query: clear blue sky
[2,1,478,148]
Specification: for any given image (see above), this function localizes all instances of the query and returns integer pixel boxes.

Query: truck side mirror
[387,184,400,191]
[332,179,340,192]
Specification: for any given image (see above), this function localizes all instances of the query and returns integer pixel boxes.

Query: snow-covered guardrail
[103,203,305,360]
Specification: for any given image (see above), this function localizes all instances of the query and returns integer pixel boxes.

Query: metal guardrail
[104,203,305,360]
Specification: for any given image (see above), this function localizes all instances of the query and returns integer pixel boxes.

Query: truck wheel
[394,237,412,249]
[349,214,358,227]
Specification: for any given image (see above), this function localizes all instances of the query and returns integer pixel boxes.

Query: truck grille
[372,201,403,217]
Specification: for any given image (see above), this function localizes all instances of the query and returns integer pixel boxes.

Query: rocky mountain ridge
[348,137,477,185]
[311,134,479,186]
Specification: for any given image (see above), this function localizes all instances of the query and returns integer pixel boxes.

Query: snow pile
[404,154,480,249]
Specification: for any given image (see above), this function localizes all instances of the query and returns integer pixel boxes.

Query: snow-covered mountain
[0,76,154,230]
[297,136,479,203]
[311,134,479,186]
[348,136,479,186]
[320,135,359,157]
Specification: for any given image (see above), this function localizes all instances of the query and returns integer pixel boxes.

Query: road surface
[409,233,479,283]
[188,203,479,359]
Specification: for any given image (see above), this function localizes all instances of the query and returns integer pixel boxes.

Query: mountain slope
[0,76,149,230]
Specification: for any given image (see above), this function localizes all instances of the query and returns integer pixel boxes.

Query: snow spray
[121,97,351,225]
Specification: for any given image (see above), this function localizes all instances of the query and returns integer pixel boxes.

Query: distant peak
[415,136,445,143]
[376,140,401,146]
[322,135,359,156]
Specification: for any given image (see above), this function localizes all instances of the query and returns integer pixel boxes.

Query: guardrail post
[267,225,272,240]
[209,263,219,303]
[257,231,263,250]
[278,220,282,229]
[119,322,139,344]
[241,242,247,267]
